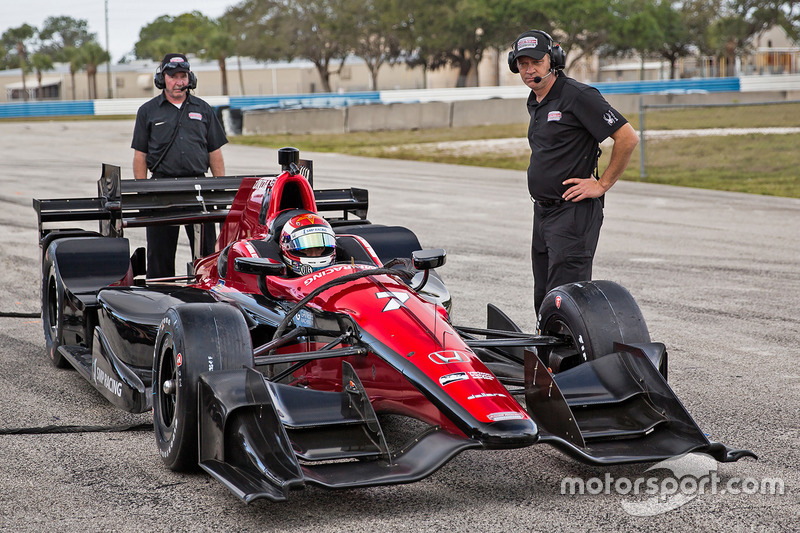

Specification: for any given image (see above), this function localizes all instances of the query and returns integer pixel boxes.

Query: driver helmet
[279,213,337,276]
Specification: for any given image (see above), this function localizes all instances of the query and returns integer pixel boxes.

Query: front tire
[152,303,253,471]
[537,280,650,372]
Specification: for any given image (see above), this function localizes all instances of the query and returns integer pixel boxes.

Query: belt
[534,198,567,208]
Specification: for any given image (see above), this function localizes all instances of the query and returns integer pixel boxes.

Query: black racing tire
[152,303,253,471]
[537,281,650,371]
[41,249,69,369]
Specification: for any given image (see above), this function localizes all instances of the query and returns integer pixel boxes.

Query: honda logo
[428,350,471,364]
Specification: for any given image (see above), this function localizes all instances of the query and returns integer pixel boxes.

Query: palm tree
[30,52,55,99]
[82,42,110,99]
[199,22,235,95]
[2,24,36,101]
[62,47,85,100]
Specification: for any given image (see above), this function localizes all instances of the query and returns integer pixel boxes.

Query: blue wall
[0,78,743,119]
[0,100,94,118]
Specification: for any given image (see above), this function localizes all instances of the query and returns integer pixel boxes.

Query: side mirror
[234,257,286,276]
[412,249,446,270]
[409,249,446,292]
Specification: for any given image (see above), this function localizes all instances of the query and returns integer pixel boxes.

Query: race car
[33,147,754,503]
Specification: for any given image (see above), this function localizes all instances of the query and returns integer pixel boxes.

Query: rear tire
[41,249,69,368]
[537,280,650,372]
[152,303,253,471]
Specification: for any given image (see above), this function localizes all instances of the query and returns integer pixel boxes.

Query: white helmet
[279,213,336,276]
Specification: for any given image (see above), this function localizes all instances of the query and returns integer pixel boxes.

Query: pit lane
[0,120,797,531]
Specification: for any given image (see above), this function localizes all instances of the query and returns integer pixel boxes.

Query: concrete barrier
[451,98,528,127]
[242,107,346,135]
[347,101,450,131]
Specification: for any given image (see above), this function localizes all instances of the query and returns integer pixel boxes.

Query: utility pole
[105,0,112,99]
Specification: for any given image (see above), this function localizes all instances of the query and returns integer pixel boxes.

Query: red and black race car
[33,148,754,503]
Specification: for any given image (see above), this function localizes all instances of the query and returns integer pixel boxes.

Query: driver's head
[279,213,336,276]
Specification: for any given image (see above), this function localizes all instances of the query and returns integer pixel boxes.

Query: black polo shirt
[131,92,227,177]
[526,75,627,201]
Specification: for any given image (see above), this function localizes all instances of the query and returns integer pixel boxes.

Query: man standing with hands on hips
[131,53,228,279]
[509,30,639,314]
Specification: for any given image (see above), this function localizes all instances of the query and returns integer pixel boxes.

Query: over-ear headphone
[507,30,566,74]
[154,64,198,90]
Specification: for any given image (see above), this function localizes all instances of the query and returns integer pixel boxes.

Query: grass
[230,102,800,199]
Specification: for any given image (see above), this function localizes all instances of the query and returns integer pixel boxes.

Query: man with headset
[131,53,228,278]
[509,30,639,314]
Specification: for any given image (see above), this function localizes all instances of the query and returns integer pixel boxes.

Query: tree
[2,24,37,101]
[340,0,402,90]
[63,46,86,100]
[38,16,95,57]
[30,52,55,99]
[654,1,699,79]
[82,42,110,99]
[280,0,352,93]
[393,0,454,88]
[542,0,615,81]
[135,11,214,60]
[703,0,791,76]
[198,20,236,95]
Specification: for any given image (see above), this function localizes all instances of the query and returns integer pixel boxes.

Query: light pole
[105,0,112,98]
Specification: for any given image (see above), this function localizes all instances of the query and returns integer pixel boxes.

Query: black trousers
[146,222,216,278]
[531,198,603,313]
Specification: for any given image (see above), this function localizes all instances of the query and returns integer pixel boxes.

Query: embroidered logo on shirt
[547,111,562,122]
[188,112,203,120]
[603,110,618,125]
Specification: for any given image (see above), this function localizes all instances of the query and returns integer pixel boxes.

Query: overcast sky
[4,0,237,62]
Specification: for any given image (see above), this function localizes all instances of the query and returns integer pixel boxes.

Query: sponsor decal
[303,265,352,286]
[439,372,468,386]
[243,241,258,257]
[578,334,587,361]
[467,392,507,400]
[254,177,276,191]
[188,112,202,120]
[376,291,410,312]
[176,352,183,367]
[517,36,539,50]
[207,355,215,372]
[428,350,472,364]
[603,110,619,126]
[469,371,495,381]
[293,308,314,328]
[92,358,123,397]
[555,295,562,309]
[548,111,562,122]
[488,411,526,421]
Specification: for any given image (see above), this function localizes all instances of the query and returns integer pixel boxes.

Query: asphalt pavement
[0,120,797,532]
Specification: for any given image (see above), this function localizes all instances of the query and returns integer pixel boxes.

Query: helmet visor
[285,229,336,257]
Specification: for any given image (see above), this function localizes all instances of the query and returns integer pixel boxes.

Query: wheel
[152,303,253,471]
[41,248,69,368]
[537,280,650,372]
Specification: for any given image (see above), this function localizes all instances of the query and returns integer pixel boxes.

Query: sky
[4,0,237,62]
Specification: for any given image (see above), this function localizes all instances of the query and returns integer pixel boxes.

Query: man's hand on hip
[562,177,606,202]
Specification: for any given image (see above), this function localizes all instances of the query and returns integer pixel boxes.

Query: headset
[154,63,198,90]
[507,30,566,74]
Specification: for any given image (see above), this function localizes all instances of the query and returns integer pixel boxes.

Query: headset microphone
[532,71,554,84]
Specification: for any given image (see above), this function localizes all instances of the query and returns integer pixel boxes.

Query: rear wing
[33,158,369,243]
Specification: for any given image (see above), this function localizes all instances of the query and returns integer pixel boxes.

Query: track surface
[0,120,797,532]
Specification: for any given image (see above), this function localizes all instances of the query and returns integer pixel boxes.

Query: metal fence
[637,99,800,178]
